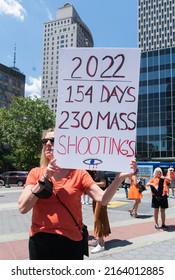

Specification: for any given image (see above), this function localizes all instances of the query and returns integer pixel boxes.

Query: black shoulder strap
[53,186,82,232]
[157,178,164,196]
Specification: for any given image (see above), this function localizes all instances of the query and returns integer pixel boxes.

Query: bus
[137,161,175,183]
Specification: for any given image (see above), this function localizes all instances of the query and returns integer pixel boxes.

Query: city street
[0,185,175,260]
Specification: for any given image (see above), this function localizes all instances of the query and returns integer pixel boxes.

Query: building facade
[0,63,25,108]
[41,3,94,113]
[137,0,175,161]
[137,47,175,161]
[138,0,175,52]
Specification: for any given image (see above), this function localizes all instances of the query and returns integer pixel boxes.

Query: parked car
[105,171,117,184]
[0,171,28,186]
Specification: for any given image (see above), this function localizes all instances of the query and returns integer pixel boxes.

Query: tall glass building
[137,0,175,161]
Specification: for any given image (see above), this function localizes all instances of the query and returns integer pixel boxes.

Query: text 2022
[71,54,125,79]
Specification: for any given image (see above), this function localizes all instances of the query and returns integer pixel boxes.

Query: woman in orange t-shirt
[128,175,142,217]
[18,128,137,260]
[146,167,169,230]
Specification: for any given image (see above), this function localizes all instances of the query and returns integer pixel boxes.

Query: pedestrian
[89,170,111,254]
[146,167,169,230]
[18,128,137,260]
[166,167,175,198]
[128,175,142,217]
[82,194,91,204]
[123,176,131,198]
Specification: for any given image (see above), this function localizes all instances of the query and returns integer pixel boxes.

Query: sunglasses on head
[41,138,54,145]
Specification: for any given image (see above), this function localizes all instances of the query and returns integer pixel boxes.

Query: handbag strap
[53,186,82,233]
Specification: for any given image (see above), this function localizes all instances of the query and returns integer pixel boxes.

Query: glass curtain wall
[136,47,175,161]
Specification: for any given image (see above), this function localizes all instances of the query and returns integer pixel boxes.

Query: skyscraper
[138,0,175,51]
[137,0,175,161]
[41,3,94,112]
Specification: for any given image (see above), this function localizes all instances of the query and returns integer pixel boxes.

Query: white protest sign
[54,48,141,172]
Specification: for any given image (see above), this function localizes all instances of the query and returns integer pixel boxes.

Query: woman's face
[155,171,162,178]
[42,131,55,160]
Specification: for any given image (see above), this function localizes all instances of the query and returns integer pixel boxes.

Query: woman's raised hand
[45,159,61,179]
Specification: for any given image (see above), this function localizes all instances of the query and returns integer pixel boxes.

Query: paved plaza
[0,185,175,260]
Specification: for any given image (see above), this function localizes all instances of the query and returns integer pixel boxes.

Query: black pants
[29,232,84,260]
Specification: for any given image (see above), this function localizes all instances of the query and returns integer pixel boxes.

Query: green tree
[0,96,55,171]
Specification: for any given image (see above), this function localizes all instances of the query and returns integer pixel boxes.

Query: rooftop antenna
[13,44,17,68]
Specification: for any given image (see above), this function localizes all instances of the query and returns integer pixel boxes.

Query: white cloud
[0,0,26,21]
[39,0,53,20]
[25,76,41,99]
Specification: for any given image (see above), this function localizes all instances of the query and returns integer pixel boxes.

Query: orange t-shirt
[25,168,95,241]
[148,177,169,195]
[166,171,175,180]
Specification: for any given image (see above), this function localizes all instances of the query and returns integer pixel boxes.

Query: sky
[0,0,137,98]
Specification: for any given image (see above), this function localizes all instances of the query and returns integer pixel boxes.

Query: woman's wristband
[30,175,50,194]
[31,177,53,199]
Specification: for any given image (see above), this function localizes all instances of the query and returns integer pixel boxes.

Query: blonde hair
[153,167,163,177]
[40,128,55,168]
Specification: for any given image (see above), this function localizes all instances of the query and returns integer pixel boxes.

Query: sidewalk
[87,190,175,260]
[0,187,175,260]
[88,216,175,260]
[0,216,175,260]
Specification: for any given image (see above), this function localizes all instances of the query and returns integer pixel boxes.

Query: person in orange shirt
[128,175,142,217]
[166,167,175,198]
[18,128,137,260]
[146,167,169,230]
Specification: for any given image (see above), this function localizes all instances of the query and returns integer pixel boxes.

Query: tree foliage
[0,96,55,171]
